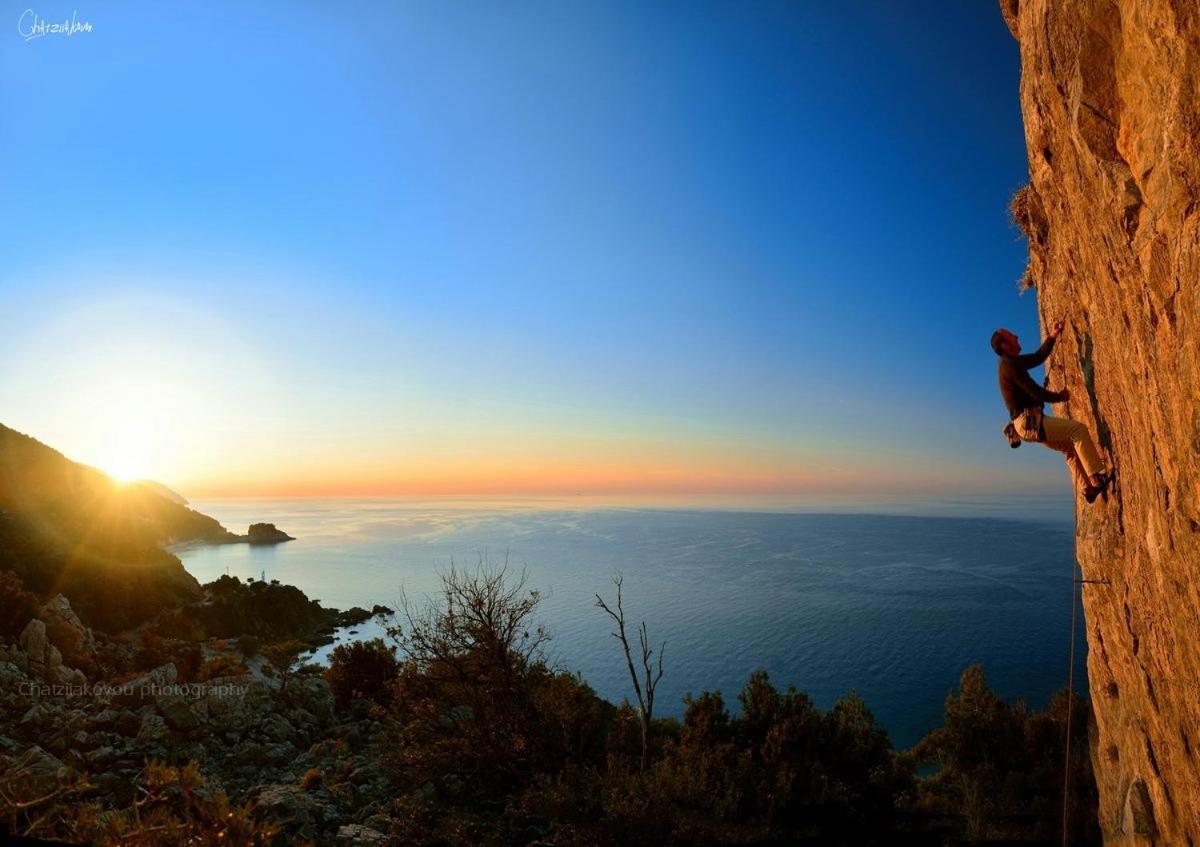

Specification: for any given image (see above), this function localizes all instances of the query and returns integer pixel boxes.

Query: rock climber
[992,319,1113,503]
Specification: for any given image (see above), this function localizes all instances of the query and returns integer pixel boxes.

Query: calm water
[178,495,1084,748]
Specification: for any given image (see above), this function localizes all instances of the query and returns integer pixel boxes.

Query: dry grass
[1018,259,1036,292]
[1009,184,1044,242]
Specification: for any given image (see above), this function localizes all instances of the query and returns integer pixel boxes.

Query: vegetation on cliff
[0,561,1099,846]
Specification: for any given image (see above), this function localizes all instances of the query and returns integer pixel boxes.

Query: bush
[0,758,278,846]
[145,608,207,641]
[133,646,169,672]
[912,664,1099,844]
[198,576,337,642]
[237,633,261,658]
[385,562,564,796]
[0,570,39,639]
[167,641,203,682]
[635,672,910,842]
[325,638,398,708]
[195,656,250,682]
[261,639,308,690]
[1009,183,1047,243]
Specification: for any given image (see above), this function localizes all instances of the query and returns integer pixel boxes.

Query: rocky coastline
[170,521,296,550]
[0,590,396,845]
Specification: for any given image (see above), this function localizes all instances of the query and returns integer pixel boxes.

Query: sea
[177,494,1084,749]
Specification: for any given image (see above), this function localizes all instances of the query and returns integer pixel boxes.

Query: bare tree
[383,556,553,785]
[595,574,665,770]
[388,556,550,677]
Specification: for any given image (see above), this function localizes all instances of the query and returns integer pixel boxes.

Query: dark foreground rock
[0,593,395,845]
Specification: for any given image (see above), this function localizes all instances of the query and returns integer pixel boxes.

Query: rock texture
[1003,1,1200,843]
[0,610,392,844]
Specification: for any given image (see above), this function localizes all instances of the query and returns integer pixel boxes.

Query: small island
[242,522,295,545]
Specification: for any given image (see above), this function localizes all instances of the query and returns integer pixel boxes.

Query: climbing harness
[1001,406,1047,449]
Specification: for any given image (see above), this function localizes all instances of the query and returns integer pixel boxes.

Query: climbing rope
[1061,564,1079,847]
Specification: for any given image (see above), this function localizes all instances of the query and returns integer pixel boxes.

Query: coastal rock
[10,746,65,796]
[86,745,118,768]
[253,782,336,839]
[113,662,177,707]
[18,619,50,670]
[347,762,385,787]
[157,695,202,732]
[19,702,56,732]
[41,594,97,658]
[0,660,28,692]
[284,675,335,723]
[337,824,389,846]
[260,712,295,742]
[245,522,295,545]
[1005,1,1200,842]
[136,713,169,744]
[11,622,75,683]
[0,643,30,675]
[113,710,142,737]
[339,607,372,627]
[47,664,87,687]
[77,731,108,752]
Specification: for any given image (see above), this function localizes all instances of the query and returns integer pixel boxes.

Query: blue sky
[0,1,1063,496]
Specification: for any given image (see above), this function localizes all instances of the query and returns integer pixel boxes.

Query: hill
[1003,0,1200,842]
[0,423,235,631]
[130,479,190,505]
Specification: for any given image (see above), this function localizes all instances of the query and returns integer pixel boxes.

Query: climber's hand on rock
[1050,319,1066,338]
[1059,388,1071,402]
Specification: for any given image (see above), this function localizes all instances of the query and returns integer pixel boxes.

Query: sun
[96,442,153,484]
[83,374,197,485]
[15,297,257,492]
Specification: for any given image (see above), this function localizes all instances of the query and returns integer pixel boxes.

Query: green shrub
[325,638,398,708]
[912,664,1099,844]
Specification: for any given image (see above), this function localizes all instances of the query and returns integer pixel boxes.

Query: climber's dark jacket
[998,336,1067,419]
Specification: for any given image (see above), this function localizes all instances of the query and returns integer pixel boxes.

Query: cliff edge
[1003,1,1200,843]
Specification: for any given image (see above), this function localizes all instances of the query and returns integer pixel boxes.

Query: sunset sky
[0,1,1061,498]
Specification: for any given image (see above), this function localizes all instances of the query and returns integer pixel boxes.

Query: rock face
[245,523,295,545]
[1003,1,1200,843]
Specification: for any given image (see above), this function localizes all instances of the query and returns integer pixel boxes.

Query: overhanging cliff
[1001,0,1200,843]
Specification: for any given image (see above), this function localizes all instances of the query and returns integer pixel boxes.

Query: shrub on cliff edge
[325,637,399,708]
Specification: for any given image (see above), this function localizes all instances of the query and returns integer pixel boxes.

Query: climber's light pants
[1017,414,1105,494]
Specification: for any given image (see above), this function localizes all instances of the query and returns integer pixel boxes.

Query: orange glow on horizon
[174,456,1055,501]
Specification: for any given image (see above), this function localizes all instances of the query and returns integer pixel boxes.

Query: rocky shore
[0,592,395,845]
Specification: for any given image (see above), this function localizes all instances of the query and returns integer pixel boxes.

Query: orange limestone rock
[1002,0,1200,843]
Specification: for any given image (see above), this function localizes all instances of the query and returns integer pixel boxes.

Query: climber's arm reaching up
[1012,319,1066,369]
